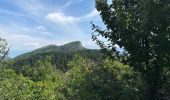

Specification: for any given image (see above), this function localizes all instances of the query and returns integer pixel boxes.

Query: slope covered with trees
[12,41,103,73]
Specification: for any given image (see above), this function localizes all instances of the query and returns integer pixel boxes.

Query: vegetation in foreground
[1,55,147,100]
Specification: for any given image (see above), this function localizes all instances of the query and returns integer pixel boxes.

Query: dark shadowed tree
[92,0,170,99]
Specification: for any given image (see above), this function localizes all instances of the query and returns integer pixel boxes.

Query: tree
[86,59,145,100]
[92,0,170,99]
[0,69,33,99]
[59,55,144,100]
[0,37,9,62]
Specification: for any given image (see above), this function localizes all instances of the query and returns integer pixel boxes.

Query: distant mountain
[13,41,102,72]
[15,41,85,59]
[32,41,85,53]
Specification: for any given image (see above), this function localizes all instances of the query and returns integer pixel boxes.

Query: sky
[0,0,104,57]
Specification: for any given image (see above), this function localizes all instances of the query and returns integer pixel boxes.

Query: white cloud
[45,9,100,25]
[45,12,79,25]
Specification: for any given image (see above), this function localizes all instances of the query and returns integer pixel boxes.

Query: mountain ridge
[13,41,102,72]
[14,41,86,59]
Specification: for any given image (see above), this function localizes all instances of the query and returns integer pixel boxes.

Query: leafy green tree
[0,69,33,99]
[24,56,53,82]
[0,59,66,100]
[60,55,144,100]
[59,55,89,100]
[85,58,145,100]
[32,81,56,100]
[92,0,170,99]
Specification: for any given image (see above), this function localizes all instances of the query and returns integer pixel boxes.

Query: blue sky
[0,0,104,57]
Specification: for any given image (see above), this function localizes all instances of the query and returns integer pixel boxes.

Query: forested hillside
[12,41,102,73]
